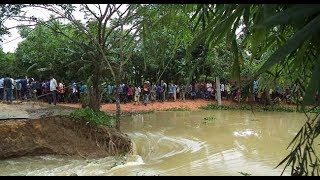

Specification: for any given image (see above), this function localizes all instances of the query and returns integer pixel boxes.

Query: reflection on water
[0,110,314,176]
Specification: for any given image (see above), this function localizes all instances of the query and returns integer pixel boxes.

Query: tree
[0,48,20,77]
[181,4,320,175]
[24,4,144,130]
[0,4,26,40]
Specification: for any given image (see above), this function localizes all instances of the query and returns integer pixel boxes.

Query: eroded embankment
[0,116,132,160]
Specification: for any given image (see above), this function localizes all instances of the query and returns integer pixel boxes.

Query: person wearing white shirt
[220,83,225,98]
[10,78,15,100]
[49,76,58,105]
[0,77,4,100]
[206,82,212,98]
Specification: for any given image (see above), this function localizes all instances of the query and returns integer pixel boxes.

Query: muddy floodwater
[0,110,316,176]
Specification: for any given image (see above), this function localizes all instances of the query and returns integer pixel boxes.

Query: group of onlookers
[0,75,87,105]
[3,74,317,106]
[102,80,235,106]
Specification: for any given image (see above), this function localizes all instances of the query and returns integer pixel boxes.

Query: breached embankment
[0,103,132,160]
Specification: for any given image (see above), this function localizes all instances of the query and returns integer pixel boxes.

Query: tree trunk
[115,83,121,131]
[216,77,221,105]
[89,61,101,111]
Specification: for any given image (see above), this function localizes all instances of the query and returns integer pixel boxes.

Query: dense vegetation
[200,103,320,113]
[70,107,115,127]
[1,4,319,176]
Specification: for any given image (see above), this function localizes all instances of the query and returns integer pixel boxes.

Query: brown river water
[0,110,316,176]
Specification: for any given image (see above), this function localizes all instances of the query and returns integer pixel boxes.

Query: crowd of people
[0,74,236,106]
[102,80,236,106]
[0,75,87,105]
[1,74,317,106]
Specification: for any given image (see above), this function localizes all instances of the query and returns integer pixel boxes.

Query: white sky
[1,4,243,53]
[1,4,126,53]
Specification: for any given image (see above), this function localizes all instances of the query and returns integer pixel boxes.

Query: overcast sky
[1,4,243,53]
[1,4,124,53]
[1,6,50,53]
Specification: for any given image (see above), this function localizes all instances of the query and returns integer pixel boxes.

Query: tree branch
[83,4,99,19]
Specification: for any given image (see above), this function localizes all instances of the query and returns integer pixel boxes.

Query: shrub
[199,103,304,113]
[164,107,191,111]
[70,107,115,127]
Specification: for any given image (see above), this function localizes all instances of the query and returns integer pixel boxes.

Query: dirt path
[60,99,238,113]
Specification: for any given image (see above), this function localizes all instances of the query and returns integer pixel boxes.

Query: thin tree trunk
[216,77,221,105]
[115,83,121,131]
[89,60,101,111]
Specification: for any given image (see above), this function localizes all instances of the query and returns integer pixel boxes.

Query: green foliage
[276,115,320,176]
[202,116,216,124]
[201,103,308,113]
[238,171,252,176]
[164,107,191,111]
[0,49,20,77]
[70,107,115,127]
[101,92,115,103]
[0,4,25,38]
[15,22,89,81]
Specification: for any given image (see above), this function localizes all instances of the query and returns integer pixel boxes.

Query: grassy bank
[163,107,191,111]
[70,107,115,127]
[199,103,320,113]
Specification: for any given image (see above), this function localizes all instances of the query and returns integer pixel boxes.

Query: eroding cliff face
[0,116,132,160]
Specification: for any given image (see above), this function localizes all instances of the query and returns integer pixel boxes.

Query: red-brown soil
[0,116,132,160]
[61,99,237,113]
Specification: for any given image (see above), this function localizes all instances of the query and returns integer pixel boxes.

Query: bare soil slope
[0,103,132,160]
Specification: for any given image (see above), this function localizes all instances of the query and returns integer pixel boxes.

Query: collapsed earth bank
[0,115,132,160]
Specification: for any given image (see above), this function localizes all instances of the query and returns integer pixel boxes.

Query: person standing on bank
[49,76,58,105]
[3,74,13,103]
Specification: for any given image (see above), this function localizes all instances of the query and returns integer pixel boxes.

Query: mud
[0,103,132,160]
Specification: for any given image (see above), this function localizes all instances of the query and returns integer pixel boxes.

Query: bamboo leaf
[251,25,266,59]
[231,38,241,81]
[190,4,202,22]
[263,4,277,19]
[209,7,243,49]
[26,63,38,73]
[255,14,320,77]
[302,55,320,108]
[243,5,250,28]
[263,4,320,28]
[174,32,183,50]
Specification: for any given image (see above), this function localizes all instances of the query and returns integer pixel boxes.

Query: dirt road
[61,99,237,113]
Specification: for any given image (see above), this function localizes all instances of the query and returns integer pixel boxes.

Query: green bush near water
[203,116,217,124]
[199,103,320,113]
[164,107,191,111]
[70,107,115,127]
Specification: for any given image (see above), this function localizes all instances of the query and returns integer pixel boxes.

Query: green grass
[203,116,217,124]
[199,103,320,113]
[238,171,252,176]
[164,107,191,111]
[70,107,115,127]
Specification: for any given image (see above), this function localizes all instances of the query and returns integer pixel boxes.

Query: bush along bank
[70,107,115,127]
[199,103,320,113]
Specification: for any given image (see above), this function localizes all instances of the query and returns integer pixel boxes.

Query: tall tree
[182,4,320,175]
[16,4,144,130]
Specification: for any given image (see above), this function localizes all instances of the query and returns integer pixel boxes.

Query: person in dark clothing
[3,74,13,103]
[36,80,43,98]
[20,78,28,100]
[157,84,162,102]
[122,84,129,103]
[0,77,4,100]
